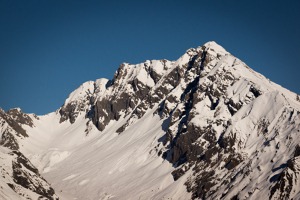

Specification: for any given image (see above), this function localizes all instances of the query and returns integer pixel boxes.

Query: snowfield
[21,109,191,200]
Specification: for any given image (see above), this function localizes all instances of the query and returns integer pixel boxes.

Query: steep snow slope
[1,41,300,200]
[21,109,190,200]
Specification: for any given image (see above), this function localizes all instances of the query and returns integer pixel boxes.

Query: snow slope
[16,109,189,199]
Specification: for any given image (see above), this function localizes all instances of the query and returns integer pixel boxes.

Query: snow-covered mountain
[1,41,300,200]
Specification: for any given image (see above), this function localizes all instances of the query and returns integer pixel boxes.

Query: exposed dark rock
[225,157,241,170]
[172,168,185,181]
[199,49,207,71]
[11,151,58,199]
[13,150,39,174]
[0,110,28,137]
[89,88,144,131]
[225,99,242,116]
[91,99,114,131]
[130,79,150,98]
[148,67,161,84]
[59,102,78,123]
[194,170,215,199]
[0,129,19,150]
[269,165,293,200]
[111,63,128,85]
[7,183,15,191]
[7,108,34,127]
[294,144,300,157]
[257,118,269,136]
[249,85,261,98]
[296,94,300,102]
[230,194,239,200]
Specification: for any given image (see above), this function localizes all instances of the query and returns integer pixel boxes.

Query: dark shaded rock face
[0,109,30,153]
[59,81,98,125]
[294,144,300,157]
[270,157,300,200]
[0,109,28,138]
[7,108,35,127]
[59,102,79,124]
[11,151,58,200]
[0,129,19,150]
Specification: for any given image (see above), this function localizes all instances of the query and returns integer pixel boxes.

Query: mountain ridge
[1,41,300,200]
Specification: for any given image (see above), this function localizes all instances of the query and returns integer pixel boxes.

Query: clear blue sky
[1,0,299,115]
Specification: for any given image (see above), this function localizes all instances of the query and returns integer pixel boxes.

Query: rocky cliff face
[2,41,300,200]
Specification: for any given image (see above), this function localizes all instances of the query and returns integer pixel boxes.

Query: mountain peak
[202,41,228,55]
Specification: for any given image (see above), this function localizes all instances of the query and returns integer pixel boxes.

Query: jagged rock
[294,145,300,157]
[270,157,300,200]
[0,109,28,138]
[0,129,19,150]
[7,108,34,127]
[11,150,58,199]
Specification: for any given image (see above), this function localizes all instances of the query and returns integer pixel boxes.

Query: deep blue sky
[1,0,299,115]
